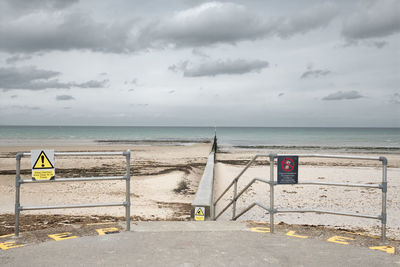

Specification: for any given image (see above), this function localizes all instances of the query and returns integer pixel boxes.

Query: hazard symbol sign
[194,207,205,221]
[277,156,298,184]
[31,150,55,180]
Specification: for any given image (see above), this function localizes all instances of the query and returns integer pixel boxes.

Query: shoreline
[1,138,399,155]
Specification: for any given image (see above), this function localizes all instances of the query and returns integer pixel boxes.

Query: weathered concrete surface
[191,152,215,220]
[1,221,399,267]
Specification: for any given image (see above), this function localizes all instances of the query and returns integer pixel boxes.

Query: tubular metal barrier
[15,150,131,237]
[213,154,388,242]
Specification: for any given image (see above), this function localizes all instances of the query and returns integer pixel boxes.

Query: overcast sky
[0,0,399,127]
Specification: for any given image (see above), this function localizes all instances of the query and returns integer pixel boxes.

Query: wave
[96,139,212,144]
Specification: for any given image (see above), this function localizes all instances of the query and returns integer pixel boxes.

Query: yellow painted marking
[96,227,119,236]
[0,234,14,239]
[86,222,116,226]
[369,246,395,254]
[286,231,308,239]
[327,235,354,245]
[0,241,24,250]
[250,227,270,233]
[48,232,78,241]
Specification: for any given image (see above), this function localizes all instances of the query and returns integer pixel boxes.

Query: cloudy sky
[0,0,399,127]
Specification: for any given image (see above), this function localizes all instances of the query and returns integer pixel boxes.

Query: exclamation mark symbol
[41,155,44,167]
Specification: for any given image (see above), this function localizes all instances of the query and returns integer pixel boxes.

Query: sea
[0,126,399,153]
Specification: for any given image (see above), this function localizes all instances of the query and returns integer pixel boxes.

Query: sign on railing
[213,154,388,242]
[15,150,131,237]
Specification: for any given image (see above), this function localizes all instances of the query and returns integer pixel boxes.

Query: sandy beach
[215,148,400,239]
[0,142,211,224]
[0,142,399,239]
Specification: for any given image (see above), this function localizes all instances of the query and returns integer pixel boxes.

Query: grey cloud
[277,2,338,37]
[0,12,136,53]
[10,95,18,98]
[322,90,364,100]
[56,95,75,101]
[10,105,41,110]
[301,69,331,79]
[141,2,274,48]
[6,54,33,64]
[128,89,135,92]
[78,80,108,88]
[143,2,337,48]
[0,66,107,90]
[371,41,388,48]
[192,48,210,58]
[0,2,339,54]
[168,90,176,94]
[130,103,149,107]
[342,0,400,40]
[389,93,400,104]
[171,59,269,77]
[278,93,284,97]
[3,0,78,12]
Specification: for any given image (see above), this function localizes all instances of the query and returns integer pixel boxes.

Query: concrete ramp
[1,221,399,266]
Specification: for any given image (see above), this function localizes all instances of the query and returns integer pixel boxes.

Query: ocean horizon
[1,125,399,153]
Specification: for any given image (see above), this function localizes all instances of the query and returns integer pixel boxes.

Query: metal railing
[213,154,388,242]
[15,150,131,236]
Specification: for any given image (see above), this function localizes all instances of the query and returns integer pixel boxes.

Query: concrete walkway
[1,222,399,266]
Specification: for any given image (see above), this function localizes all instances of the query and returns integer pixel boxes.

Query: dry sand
[0,143,211,222]
[0,143,399,240]
[214,148,400,239]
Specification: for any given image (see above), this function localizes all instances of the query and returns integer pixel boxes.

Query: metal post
[380,157,387,243]
[232,180,238,220]
[15,153,22,237]
[269,154,275,234]
[125,150,131,231]
[212,203,216,220]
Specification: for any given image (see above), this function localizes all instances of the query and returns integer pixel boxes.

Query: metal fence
[213,154,388,242]
[15,150,131,236]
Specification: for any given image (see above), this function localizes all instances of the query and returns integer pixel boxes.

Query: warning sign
[194,207,205,221]
[31,150,55,180]
[277,156,298,184]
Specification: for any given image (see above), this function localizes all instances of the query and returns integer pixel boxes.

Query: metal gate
[213,154,388,242]
[15,150,131,236]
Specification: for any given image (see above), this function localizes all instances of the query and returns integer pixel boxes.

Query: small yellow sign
[194,207,205,221]
[31,150,55,180]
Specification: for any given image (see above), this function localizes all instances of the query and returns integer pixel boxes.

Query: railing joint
[381,213,387,224]
[380,182,387,193]
[379,156,388,165]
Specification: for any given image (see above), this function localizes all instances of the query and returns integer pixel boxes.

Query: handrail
[214,177,269,220]
[213,154,268,207]
[212,153,388,242]
[233,202,270,221]
[15,150,131,237]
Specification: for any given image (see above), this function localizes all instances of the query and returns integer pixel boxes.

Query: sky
[0,0,399,127]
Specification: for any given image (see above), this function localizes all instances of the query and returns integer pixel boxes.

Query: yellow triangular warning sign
[32,151,54,169]
[196,208,204,216]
